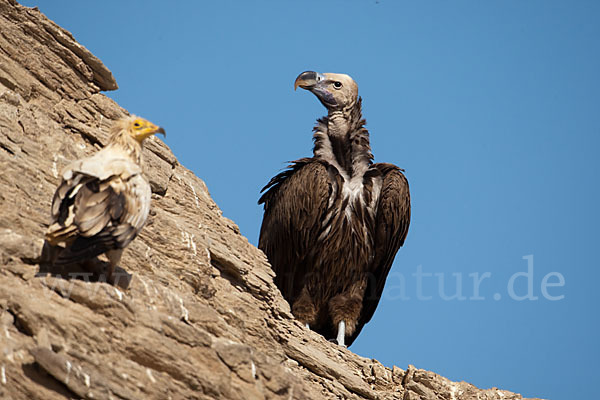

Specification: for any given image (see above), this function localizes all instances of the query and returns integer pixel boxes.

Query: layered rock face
[0,1,542,399]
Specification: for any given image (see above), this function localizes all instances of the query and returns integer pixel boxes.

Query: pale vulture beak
[294,71,337,108]
[294,71,326,90]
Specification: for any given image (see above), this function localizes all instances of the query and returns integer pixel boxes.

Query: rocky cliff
[0,1,541,399]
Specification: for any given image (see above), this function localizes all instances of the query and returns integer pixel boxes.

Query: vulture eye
[333,81,342,89]
[133,121,141,128]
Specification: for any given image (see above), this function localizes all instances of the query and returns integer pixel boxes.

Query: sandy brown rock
[0,1,543,399]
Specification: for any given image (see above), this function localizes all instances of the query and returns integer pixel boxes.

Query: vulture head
[294,71,358,111]
[113,115,166,143]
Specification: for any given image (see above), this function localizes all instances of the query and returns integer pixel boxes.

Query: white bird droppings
[179,297,189,323]
[190,236,197,256]
[181,231,198,256]
[65,360,72,385]
[188,181,200,208]
[1,365,6,385]
[51,154,59,178]
[139,277,151,298]
[146,368,157,383]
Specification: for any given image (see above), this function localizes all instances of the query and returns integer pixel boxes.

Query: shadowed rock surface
[0,1,543,399]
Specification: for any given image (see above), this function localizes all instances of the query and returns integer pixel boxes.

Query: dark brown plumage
[259,72,410,346]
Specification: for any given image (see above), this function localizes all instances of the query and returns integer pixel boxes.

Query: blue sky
[24,1,600,399]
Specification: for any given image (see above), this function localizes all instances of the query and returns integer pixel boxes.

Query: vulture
[45,115,165,284]
[259,71,410,347]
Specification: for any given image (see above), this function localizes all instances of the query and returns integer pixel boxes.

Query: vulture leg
[291,287,317,328]
[328,281,366,345]
[336,320,346,347]
[106,248,123,284]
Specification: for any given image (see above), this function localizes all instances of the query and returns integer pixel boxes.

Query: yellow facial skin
[129,118,166,142]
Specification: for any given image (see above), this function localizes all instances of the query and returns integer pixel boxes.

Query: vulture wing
[348,163,411,345]
[258,159,331,302]
[46,153,151,264]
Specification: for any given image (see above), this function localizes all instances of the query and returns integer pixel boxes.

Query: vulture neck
[312,98,373,179]
[106,130,143,165]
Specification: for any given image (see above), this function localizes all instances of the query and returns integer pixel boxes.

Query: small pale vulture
[45,115,165,283]
[258,71,411,347]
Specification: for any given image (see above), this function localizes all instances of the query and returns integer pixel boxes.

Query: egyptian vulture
[259,71,410,347]
[45,115,165,283]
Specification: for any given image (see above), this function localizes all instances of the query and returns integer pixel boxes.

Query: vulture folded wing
[46,156,151,265]
[258,159,331,300]
[348,163,411,345]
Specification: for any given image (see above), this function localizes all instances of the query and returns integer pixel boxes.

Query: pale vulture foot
[335,320,347,347]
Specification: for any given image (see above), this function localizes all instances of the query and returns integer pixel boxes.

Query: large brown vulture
[259,71,411,346]
[45,115,165,284]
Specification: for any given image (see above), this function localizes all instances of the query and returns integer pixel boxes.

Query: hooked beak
[294,71,326,91]
[293,71,337,108]
[137,123,166,142]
